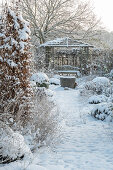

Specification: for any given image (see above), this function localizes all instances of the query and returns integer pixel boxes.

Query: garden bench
[56,70,80,77]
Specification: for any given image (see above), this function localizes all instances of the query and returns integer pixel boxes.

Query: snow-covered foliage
[30,72,49,84]
[0,6,33,126]
[0,121,31,164]
[80,77,110,95]
[91,104,113,122]
[92,77,110,87]
[88,95,107,104]
[25,87,58,147]
[30,72,49,88]
[110,69,113,78]
[49,78,60,85]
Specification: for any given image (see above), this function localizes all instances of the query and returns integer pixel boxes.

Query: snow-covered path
[1,84,113,170]
[36,86,113,170]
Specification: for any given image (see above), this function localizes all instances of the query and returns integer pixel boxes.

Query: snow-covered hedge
[0,121,31,164]
[30,72,49,88]
[91,104,113,122]
[88,95,107,104]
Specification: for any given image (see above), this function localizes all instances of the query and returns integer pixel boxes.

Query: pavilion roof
[40,37,94,48]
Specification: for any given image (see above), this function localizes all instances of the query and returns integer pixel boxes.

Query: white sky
[91,0,113,32]
[1,0,113,32]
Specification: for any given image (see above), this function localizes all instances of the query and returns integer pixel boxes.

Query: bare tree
[22,0,100,44]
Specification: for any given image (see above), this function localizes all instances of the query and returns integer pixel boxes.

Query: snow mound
[91,104,113,122]
[92,77,110,86]
[30,72,49,84]
[88,95,107,104]
[30,73,49,88]
[81,77,110,95]
[50,78,60,85]
[0,162,47,170]
[0,121,31,164]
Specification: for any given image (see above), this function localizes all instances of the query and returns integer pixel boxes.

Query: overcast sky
[1,0,113,32]
[91,0,113,32]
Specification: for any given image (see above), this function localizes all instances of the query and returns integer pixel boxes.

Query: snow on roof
[40,37,94,48]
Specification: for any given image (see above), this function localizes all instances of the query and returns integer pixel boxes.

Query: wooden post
[51,47,55,68]
[45,46,51,68]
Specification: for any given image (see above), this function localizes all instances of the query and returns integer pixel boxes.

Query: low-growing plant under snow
[30,72,49,88]
[92,77,110,86]
[91,104,113,122]
[49,78,60,85]
[88,95,107,104]
[0,121,32,164]
[80,77,111,96]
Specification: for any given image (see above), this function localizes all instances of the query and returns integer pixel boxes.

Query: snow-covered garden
[0,0,113,170]
[0,74,113,170]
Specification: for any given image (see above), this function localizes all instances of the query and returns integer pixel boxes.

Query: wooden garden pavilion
[40,37,94,73]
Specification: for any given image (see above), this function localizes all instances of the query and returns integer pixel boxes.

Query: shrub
[91,104,113,122]
[86,77,110,94]
[80,77,111,96]
[23,87,59,148]
[49,78,60,85]
[0,121,31,164]
[110,69,113,78]
[88,95,107,104]
[30,72,49,89]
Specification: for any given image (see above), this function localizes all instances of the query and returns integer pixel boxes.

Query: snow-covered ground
[1,77,113,170]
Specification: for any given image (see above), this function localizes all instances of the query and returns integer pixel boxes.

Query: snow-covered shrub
[81,77,110,95]
[49,78,60,85]
[110,69,113,78]
[30,72,49,88]
[88,95,107,104]
[92,77,110,86]
[24,87,58,147]
[103,84,113,97]
[0,121,31,164]
[91,104,113,122]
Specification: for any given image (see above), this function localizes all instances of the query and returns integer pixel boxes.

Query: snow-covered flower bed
[91,104,113,122]
[88,95,107,104]
[30,72,49,88]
